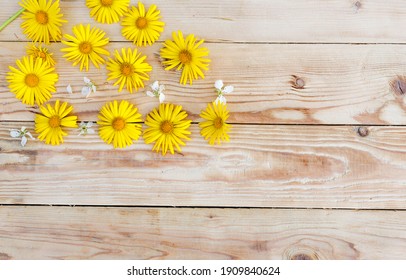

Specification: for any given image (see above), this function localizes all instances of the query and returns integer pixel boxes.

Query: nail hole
[295,78,305,88]
[291,75,305,89]
[357,126,369,137]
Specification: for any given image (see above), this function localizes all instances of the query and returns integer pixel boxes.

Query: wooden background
[1,0,406,259]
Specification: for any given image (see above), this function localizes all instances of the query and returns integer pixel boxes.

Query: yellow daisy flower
[35,100,78,145]
[97,100,142,149]
[106,48,152,93]
[121,2,165,46]
[86,0,130,24]
[144,103,191,156]
[61,24,110,71]
[7,56,58,106]
[199,102,231,145]
[160,31,210,85]
[26,43,55,66]
[19,0,66,44]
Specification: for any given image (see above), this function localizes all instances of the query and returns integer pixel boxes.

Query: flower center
[161,120,173,134]
[136,17,148,29]
[214,117,223,129]
[25,74,39,87]
[112,117,126,131]
[49,116,61,128]
[79,42,93,54]
[179,50,192,64]
[35,11,49,24]
[38,51,46,59]
[100,0,113,6]
[120,63,134,77]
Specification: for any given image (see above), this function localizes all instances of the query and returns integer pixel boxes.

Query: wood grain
[1,42,406,124]
[0,206,405,259]
[1,0,406,261]
[1,122,406,209]
[2,0,406,43]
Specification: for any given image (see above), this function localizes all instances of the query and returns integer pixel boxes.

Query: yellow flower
[35,100,78,145]
[160,31,210,85]
[199,102,231,145]
[61,24,110,71]
[97,100,142,148]
[144,103,191,156]
[106,48,152,93]
[7,56,58,106]
[26,43,55,66]
[86,0,130,24]
[19,0,66,44]
[121,2,164,46]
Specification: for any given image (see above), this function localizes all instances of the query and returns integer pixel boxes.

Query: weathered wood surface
[1,42,406,124]
[1,122,406,209]
[1,0,406,260]
[2,0,406,43]
[1,206,405,260]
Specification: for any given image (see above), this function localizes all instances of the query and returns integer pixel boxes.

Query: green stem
[0,8,25,32]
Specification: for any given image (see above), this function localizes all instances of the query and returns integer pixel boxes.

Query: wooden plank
[1,42,406,124]
[1,122,406,209]
[0,206,405,259]
[2,0,406,43]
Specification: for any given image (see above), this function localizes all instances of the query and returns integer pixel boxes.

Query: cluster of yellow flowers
[6,0,231,155]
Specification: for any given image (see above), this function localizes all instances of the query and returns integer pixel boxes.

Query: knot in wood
[290,253,315,260]
[390,77,406,97]
[291,75,305,89]
[295,78,305,88]
[357,126,369,137]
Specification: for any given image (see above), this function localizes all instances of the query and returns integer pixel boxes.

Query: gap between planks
[0,204,405,212]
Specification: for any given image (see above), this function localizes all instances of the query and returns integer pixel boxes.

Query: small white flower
[9,126,35,147]
[67,84,73,94]
[82,77,97,98]
[81,86,91,97]
[9,130,20,138]
[214,80,233,104]
[159,92,166,104]
[223,85,234,94]
[78,121,95,136]
[146,81,166,103]
[151,80,160,91]
[21,136,28,147]
[146,90,155,98]
[214,80,224,91]
[215,94,227,105]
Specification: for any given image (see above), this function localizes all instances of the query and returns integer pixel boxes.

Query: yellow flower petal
[7,56,58,106]
[144,103,191,155]
[160,31,210,85]
[35,100,78,146]
[121,2,165,46]
[19,0,67,44]
[61,24,110,72]
[106,48,152,93]
[86,0,130,24]
[97,100,142,149]
[199,102,231,145]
